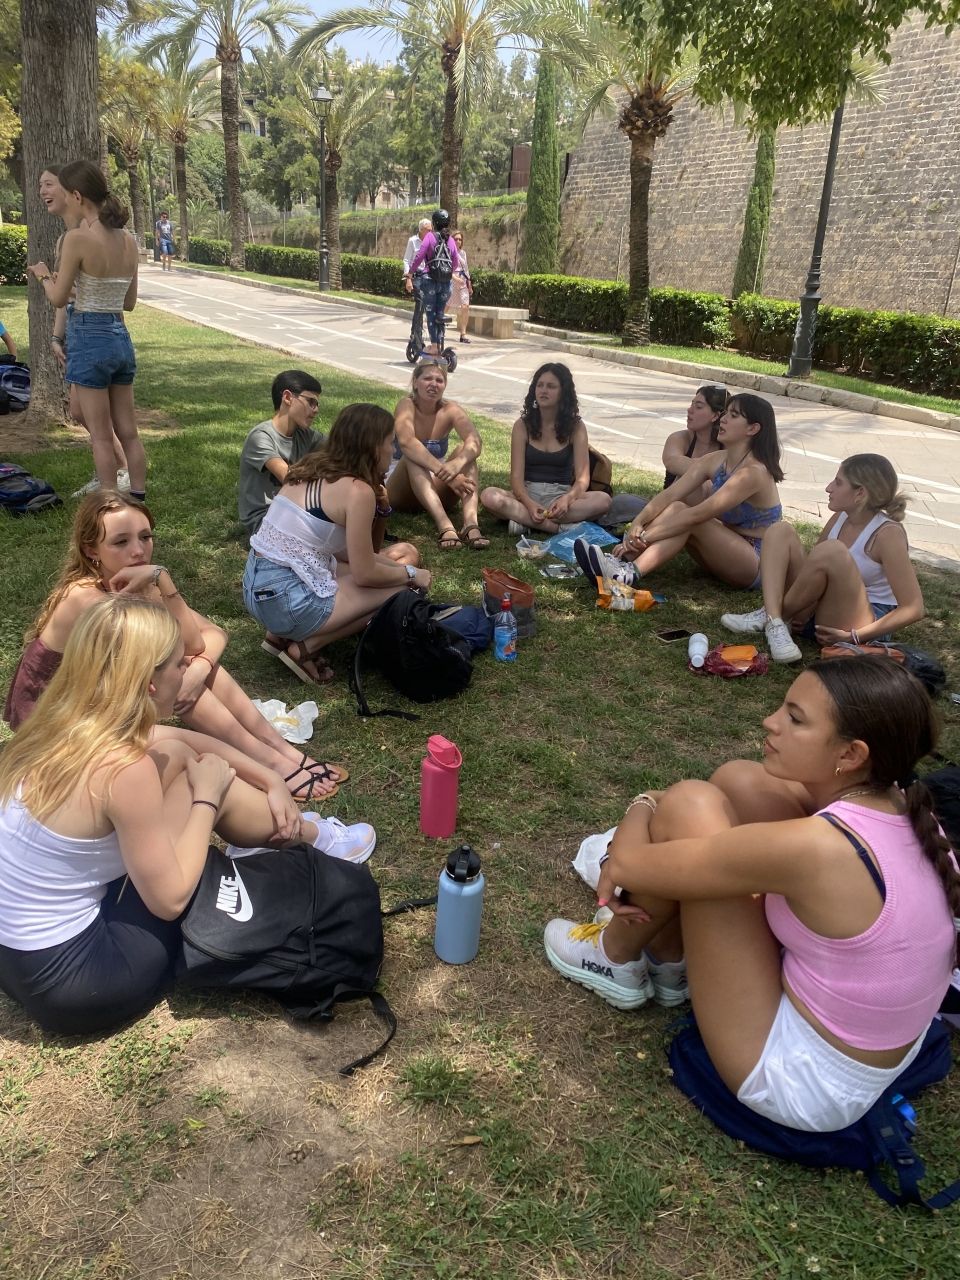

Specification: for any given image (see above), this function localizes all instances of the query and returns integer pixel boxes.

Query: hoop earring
[90,557,99,568]
[835,766,842,776]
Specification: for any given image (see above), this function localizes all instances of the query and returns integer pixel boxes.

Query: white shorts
[736,993,926,1132]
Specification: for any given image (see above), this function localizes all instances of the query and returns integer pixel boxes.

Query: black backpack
[178,843,396,1074]
[0,363,30,412]
[0,463,61,516]
[351,592,474,720]
[428,232,454,283]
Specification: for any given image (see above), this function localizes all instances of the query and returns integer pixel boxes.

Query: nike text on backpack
[178,843,395,1075]
[428,234,454,283]
[0,463,62,516]
[350,592,474,720]
[668,1015,960,1209]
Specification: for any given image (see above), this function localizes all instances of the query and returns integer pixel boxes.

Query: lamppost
[787,101,845,379]
[312,84,334,292]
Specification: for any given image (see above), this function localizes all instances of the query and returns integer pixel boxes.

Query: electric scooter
[405,279,458,372]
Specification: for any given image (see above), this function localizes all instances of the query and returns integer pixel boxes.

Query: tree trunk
[623,132,656,346]
[731,126,776,298]
[408,170,417,204]
[327,165,341,290]
[219,54,245,269]
[98,126,109,177]
[174,142,190,260]
[126,149,146,249]
[21,0,99,421]
[439,69,461,230]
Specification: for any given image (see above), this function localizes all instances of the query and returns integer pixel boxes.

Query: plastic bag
[693,645,768,678]
[252,698,319,743]
[572,827,617,890]
[539,521,619,564]
[596,578,660,612]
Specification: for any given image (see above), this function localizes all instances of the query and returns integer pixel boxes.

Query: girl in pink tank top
[544,655,959,1132]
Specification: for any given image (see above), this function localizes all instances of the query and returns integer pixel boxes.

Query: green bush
[0,225,27,285]
[246,243,318,281]
[730,293,797,355]
[189,236,230,266]
[651,287,733,347]
[340,253,404,297]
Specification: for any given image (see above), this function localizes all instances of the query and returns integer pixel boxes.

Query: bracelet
[850,628,860,646]
[159,588,180,600]
[192,799,218,814]
[598,851,610,867]
[51,335,65,346]
[626,792,658,814]
[192,653,214,667]
[150,564,167,587]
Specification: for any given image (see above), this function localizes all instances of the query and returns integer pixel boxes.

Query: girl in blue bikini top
[613,393,785,591]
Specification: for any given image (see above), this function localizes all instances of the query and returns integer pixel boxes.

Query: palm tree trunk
[21,0,99,422]
[219,54,245,269]
[326,166,341,290]
[623,133,656,346]
[439,69,461,230]
[174,142,190,260]
[98,126,109,177]
[126,151,146,249]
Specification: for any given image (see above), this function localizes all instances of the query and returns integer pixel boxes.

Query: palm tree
[575,2,698,345]
[148,46,221,260]
[277,61,381,288]
[99,40,162,247]
[136,0,307,269]
[291,0,591,230]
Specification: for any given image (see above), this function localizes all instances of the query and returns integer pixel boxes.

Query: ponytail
[99,193,129,229]
[903,780,960,958]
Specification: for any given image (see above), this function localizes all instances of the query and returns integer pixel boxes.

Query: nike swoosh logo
[219,864,253,922]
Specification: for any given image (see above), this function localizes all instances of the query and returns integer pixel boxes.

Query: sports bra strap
[819,812,886,902]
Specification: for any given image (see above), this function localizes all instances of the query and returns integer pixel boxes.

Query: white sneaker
[543,918,654,1010]
[71,475,100,499]
[312,815,377,864]
[645,953,689,1007]
[507,519,526,536]
[588,543,635,586]
[721,605,767,634]
[116,469,131,492]
[764,617,802,664]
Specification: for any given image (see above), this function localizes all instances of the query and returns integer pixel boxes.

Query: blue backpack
[668,1015,960,1209]
[0,363,31,412]
[0,463,61,516]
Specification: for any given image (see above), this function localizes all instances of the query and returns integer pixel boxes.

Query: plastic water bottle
[434,845,485,964]
[688,633,709,668]
[420,734,462,838]
[493,593,518,662]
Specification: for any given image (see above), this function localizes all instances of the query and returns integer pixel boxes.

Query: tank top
[4,637,63,731]
[73,270,132,313]
[664,435,696,489]
[0,793,125,949]
[250,492,342,599]
[764,801,956,1050]
[827,512,898,608]
[525,439,574,485]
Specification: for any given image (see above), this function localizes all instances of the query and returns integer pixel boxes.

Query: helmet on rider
[432,208,450,233]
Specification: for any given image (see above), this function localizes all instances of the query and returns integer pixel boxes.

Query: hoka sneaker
[765,616,802,664]
[573,536,595,581]
[225,814,376,865]
[507,519,526,535]
[721,605,767,634]
[71,475,100,499]
[645,953,689,1007]
[543,919,654,1010]
[587,542,636,586]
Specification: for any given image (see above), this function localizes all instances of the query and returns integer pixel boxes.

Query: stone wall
[559,17,960,317]
[337,208,527,273]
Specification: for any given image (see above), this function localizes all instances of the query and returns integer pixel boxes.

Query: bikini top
[393,434,449,462]
[711,461,782,529]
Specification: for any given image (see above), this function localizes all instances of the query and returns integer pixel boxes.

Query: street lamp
[312,84,334,292]
[787,101,845,379]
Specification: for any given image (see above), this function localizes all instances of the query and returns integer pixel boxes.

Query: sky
[298,1,402,64]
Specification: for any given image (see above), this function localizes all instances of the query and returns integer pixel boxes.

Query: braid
[904,782,960,959]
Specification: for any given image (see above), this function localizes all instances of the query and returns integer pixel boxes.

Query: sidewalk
[139,264,960,570]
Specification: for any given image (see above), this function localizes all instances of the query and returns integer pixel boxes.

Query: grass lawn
[168,261,960,417]
[0,288,958,1279]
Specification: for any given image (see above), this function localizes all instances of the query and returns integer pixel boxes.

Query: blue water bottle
[434,845,484,964]
[493,593,518,662]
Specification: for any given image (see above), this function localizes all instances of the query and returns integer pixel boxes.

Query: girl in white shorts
[544,654,959,1133]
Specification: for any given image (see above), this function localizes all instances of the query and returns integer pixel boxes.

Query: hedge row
[0,226,27,284]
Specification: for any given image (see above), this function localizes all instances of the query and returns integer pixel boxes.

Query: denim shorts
[798,600,895,642]
[66,311,136,388]
[242,550,336,642]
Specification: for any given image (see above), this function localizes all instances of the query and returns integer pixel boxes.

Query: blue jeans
[66,311,136,388]
[420,277,452,345]
[242,551,336,642]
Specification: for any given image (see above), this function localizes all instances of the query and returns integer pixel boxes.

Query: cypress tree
[519,56,560,275]
[731,126,776,297]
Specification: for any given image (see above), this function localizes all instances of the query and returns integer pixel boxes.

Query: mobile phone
[655,627,692,643]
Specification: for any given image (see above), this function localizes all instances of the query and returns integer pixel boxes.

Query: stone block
[820,388,879,414]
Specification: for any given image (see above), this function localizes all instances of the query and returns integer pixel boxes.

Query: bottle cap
[445,844,482,883]
[427,734,462,768]
[501,594,511,610]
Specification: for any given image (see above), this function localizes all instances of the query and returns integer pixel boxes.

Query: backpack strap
[337,989,398,1076]
[350,621,420,721]
[381,894,438,917]
[863,1094,960,1210]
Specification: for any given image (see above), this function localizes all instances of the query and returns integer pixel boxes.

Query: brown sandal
[459,523,490,550]
[438,525,462,550]
[277,642,335,685]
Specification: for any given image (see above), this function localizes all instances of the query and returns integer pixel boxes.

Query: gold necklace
[838,786,886,802]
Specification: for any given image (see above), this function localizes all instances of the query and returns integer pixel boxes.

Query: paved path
[139,265,960,567]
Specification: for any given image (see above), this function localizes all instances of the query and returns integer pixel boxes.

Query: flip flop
[438,525,462,550]
[459,523,490,550]
[261,635,286,658]
[277,642,335,685]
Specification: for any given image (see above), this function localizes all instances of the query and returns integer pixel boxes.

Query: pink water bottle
[420,734,462,837]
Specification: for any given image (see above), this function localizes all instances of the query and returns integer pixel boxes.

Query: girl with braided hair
[545,655,958,1133]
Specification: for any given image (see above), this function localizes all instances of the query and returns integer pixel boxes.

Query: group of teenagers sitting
[0,355,956,1144]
